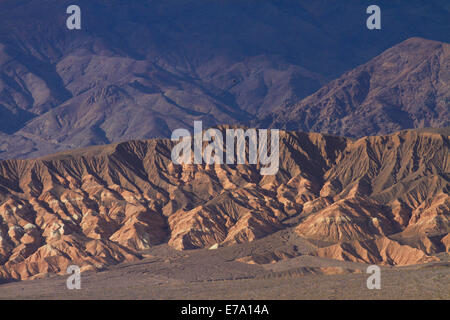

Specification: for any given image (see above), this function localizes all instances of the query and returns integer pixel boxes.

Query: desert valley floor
[0,231,448,300]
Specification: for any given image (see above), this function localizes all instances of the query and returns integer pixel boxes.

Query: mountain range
[260,38,450,137]
[0,0,449,159]
[0,0,448,284]
[0,127,448,280]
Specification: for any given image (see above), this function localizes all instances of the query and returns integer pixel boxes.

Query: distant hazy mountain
[0,0,449,159]
[260,38,450,137]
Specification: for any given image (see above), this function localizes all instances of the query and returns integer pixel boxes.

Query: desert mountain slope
[263,38,450,137]
[0,1,449,159]
[0,127,448,280]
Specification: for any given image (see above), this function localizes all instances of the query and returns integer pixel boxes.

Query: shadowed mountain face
[262,38,450,137]
[0,0,449,159]
[0,128,448,280]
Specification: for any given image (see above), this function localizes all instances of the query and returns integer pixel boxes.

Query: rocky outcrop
[295,198,400,242]
[316,237,438,266]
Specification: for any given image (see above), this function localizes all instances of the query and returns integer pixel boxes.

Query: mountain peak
[265,38,449,137]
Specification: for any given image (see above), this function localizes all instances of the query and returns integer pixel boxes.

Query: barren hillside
[262,38,450,137]
[0,127,448,280]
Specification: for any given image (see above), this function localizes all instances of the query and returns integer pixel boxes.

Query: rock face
[0,0,449,160]
[0,127,448,280]
[264,38,450,137]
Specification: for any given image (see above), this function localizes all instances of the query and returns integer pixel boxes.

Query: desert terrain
[0,127,448,300]
[0,1,448,300]
[0,235,448,300]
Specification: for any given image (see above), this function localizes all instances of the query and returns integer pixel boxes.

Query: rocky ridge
[0,127,448,280]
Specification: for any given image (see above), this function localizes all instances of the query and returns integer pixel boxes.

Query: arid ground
[1,233,448,300]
